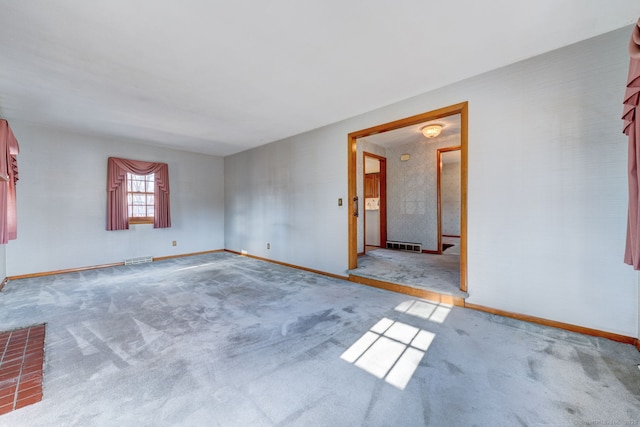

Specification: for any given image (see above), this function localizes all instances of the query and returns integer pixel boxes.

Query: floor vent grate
[124,256,153,265]
[386,241,422,253]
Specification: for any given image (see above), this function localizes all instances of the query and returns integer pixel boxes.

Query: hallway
[350,241,465,299]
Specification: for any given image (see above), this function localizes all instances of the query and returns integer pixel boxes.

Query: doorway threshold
[348,273,466,306]
[350,248,466,299]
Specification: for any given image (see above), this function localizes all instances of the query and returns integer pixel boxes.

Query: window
[127,173,154,224]
[107,157,170,230]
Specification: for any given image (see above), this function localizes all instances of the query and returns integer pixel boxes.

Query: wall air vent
[386,241,422,253]
[124,256,153,265]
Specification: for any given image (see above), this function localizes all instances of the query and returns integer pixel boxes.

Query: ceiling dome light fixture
[421,124,443,138]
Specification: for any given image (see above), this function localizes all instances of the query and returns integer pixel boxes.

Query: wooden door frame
[437,146,461,254]
[363,152,387,249]
[348,101,468,292]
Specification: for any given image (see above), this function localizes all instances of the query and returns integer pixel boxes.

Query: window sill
[129,218,153,225]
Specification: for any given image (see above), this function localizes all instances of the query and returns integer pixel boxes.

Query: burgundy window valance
[0,120,19,244]
[624,18,640,268]
[107,157,171,230]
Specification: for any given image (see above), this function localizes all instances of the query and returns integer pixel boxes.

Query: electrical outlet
[267,243,270,250]
[172,240,177,246]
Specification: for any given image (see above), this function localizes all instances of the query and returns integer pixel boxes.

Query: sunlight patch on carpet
[395,300,452,324]
[340,317,435,390]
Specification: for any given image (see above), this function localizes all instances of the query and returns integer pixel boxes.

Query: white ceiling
[361,114,461,148]
[1,1,639,156]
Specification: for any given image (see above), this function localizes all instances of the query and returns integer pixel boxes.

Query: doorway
[347,102,468,297]
[363,152,387,252]
[438,146,461,254]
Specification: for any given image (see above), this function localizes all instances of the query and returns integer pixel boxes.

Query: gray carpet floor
[0,252,638,426]
[351,248,466,298]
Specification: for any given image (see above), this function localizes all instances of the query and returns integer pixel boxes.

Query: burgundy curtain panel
[623,18,640,268]
[0,120,19,244]
[107,157,171,230]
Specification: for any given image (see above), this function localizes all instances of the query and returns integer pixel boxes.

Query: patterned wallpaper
[386,134,460,251]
